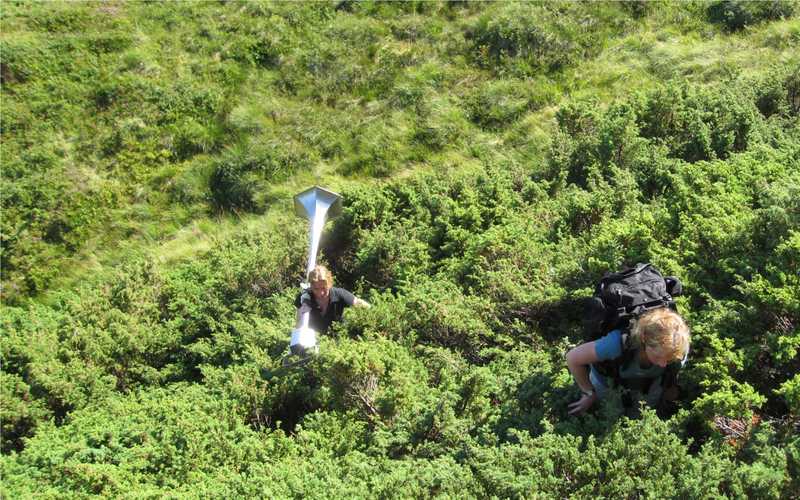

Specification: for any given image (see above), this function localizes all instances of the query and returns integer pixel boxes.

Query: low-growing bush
[707,0,796,32]
[465,79,550,130]
[2,2,799,497]
[209,140,315,212]
[466,4,580,75]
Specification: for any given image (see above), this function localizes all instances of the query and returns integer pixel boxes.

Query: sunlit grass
[5,1,798,305]
[567,16,797,105]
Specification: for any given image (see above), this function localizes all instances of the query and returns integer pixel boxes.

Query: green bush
[777,374,800,416]
[466,3,580,75]
[209,140,315,212]
[2,2,799,496]
[0,384,273,497]
[411,95,469,151]
[465,79,553,130]
[169,118,221,161]
[0,372,52,453]
[707,0,796,32]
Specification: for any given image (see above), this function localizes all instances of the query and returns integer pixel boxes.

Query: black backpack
[583,263,684,387]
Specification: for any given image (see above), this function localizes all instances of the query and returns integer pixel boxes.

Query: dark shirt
[294,287,356,333]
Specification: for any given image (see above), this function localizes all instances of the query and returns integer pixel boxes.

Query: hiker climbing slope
[566,264,690,416]
[295,265,370,334]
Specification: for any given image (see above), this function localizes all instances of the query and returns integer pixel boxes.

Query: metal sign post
[287,186,342,360]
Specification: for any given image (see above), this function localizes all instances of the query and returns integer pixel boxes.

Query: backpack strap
[660,347,689,389]
[610,331,637,388]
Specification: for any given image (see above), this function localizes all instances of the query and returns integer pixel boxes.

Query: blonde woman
[566,307,690,416]
[294,265,370,334]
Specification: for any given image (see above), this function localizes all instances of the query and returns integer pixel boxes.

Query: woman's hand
[568,392,597,416]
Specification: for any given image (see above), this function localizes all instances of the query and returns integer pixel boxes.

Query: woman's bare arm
[566,342,600,394]
[566,341,601,415]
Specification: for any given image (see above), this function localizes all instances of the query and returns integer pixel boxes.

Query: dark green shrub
[227,31,283,68]
[2,2,799,496]
[733,229,800,399]
[315,337,429,425]
[84,32,134,54]
[209,141,314,212]
[465,79,551,130]
[707,0,796,32]
[340,277,501,363]
[351,221,432,288]
[170,118,221,161]
[777,374,800,416]
[552,83,760,166]
[0,385,271,497]
[466,4,579,75]
[26,4,92,33]
[402,279,499,359]
[620,0,651,19]
[753,69,793,118]
[0,40,40,84]
[0,372,52,453]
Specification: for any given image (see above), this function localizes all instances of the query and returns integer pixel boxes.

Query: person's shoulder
[331,287,355,303]
[594,329,624,360]
[296,290,312,306]
[331,287,353,297]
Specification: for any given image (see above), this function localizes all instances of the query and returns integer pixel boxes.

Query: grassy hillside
[2,1,799,497]
[3,0,797,301]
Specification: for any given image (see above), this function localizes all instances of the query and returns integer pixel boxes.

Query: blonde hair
[307,265,333,288]
[630,308,690,362]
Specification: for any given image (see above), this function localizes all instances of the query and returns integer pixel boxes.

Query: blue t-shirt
[594,329,624,360]
[593,329,665,382]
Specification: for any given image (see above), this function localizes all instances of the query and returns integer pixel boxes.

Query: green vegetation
[2,1,798,497]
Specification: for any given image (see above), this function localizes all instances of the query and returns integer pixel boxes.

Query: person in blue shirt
[295,265,370,334]
[566,308,690,416]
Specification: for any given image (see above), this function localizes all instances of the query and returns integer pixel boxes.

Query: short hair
[307,265,333,288]
[630,308,690,363]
